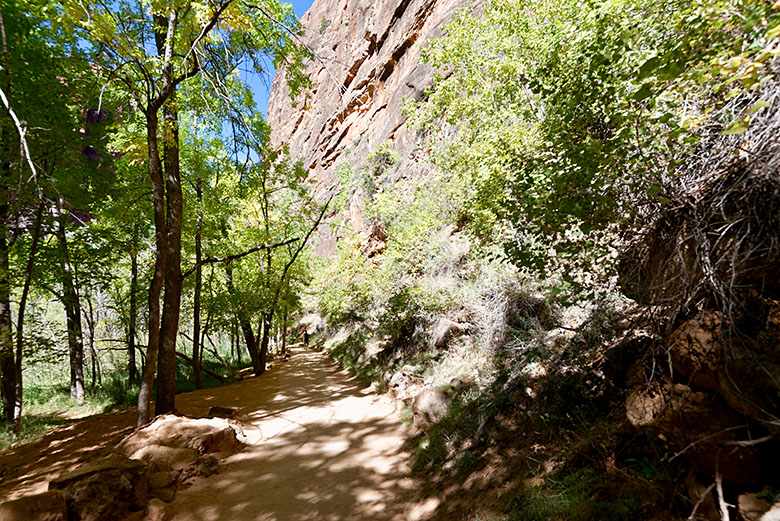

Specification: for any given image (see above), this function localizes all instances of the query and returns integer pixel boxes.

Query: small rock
[207,406,239,419]
[148,471,178,503]
[412,388,452,428]
[739,493,771,521]
[0,490,67,521]
[145,498,172,521]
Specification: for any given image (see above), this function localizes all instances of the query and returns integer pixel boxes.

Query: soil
[0,347,441,520]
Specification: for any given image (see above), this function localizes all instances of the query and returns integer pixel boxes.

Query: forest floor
[0,347,442,520]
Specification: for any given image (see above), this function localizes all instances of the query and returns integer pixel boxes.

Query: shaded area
[167,347,433,521]
[1,347,434,521]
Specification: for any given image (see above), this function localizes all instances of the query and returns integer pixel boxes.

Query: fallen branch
[715,448,730,521]
[175,351,226,383]
[688,483,716,521]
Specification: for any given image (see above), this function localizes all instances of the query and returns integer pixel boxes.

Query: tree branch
[182,238,299,279]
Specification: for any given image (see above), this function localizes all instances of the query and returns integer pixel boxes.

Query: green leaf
[748,100,771,113]
[632,83,653,101]
[722,118,750,135]
[767,24,780,40]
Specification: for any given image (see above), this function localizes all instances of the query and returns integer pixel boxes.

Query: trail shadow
[169,347,422,521]
[0,409,136,500]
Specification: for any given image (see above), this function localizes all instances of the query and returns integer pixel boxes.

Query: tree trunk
[258,311,273,376]
[225,264,260,373]
[56,197,85,405]
[154,94,183,416]
[85,296,101,391]
[234,318,241,365]
[0,229,14,423]
[13,201,44,430]
[137,109,166,428]
[192,174,203,389]
[0,4,16,424]
[281,302,288,356]
[128,224,138,386]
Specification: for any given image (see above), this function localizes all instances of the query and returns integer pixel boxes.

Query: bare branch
[182,238,300,279]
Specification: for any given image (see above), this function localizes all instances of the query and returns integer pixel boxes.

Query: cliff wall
[268,0,471,248]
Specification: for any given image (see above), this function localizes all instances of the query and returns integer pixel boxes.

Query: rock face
[268,0,472,253]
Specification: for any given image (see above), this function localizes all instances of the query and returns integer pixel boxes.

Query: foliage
[408,0,780,294]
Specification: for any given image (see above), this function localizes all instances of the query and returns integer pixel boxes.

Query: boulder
[412,388,452,428]
[128,445,198,473]
[430,317,468,348]
[0,490,67,521]
[49,457,150,521]
[625,376,764,486]
[117,415,244,458]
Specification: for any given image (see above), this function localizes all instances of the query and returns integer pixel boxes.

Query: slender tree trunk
[13,201,44,430]
[137,110,166,428]
[0,229,14,422]
[85,296,100,391]
[128,224,138,386]
[225,264,260,373]
[155,94,184,416]
[258,311,273,376]
[56,198,85,405]
[234,318,241,365]
[281,302,288,356]
[192,174,203,389]
[0,4,16,424]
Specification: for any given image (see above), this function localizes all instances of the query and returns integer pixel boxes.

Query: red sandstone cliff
[268,0,471,203]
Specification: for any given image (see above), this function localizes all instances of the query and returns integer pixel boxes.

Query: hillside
[269,0,780,520]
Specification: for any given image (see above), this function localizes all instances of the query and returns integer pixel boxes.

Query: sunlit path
[165,347,436,521]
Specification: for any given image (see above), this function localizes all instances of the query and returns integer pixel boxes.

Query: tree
[61,0,310,425]
[0,0,104,422]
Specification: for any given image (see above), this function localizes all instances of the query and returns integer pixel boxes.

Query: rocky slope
[268,0,471,252]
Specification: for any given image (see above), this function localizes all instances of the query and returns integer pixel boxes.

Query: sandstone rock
[625,375,765,486]
[0,490,67,521]
[412,387,452,428]
[187,426,243,455]
[148,471,178,503]
[49,457,150,521]
[430,317,468,348]
[268,0,472,255]
[144,499,172,521]
[128,445,199,473]
[117,414,245,458]
[666,308,780,434]
[739,493,771,521]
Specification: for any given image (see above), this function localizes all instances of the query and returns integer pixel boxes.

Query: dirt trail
[0,347,439,520]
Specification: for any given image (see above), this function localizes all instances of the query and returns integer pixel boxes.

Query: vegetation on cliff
[307,0,780,519]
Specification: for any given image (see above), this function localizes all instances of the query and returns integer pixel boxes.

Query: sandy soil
[0,347,440,520]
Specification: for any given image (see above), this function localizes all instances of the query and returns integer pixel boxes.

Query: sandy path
[0,347,439,520]
[167,347,436,521]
